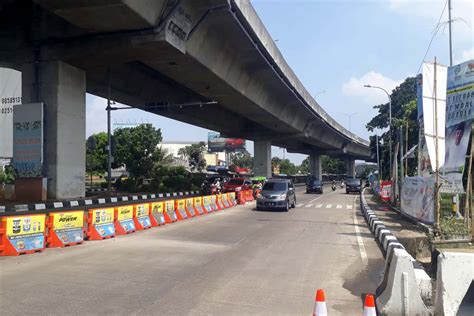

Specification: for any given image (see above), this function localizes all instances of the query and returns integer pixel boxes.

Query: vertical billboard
[441,59,474,193]
[12,103,44,177]
[0,68,22,158]
[207,132,245,153]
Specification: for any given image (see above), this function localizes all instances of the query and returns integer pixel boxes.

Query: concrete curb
[360,189,433,311]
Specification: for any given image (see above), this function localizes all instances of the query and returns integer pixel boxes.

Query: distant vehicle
[346,178,362,194]
[256,179,296,211]
[331,184,336,191]
[222,177,252,193]
[306,179,323,194]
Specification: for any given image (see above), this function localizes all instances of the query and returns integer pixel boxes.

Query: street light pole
[368,125,380,177]
[364,84,392,181]
[106,69,112,194]
[343,112,357,132]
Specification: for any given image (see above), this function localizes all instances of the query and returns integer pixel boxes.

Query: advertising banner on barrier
[135,203,151,229]
[164,200,178,222]
[401,176,435,224]
[116,205,135,233]
[91,208,115,238]
[150,201,165,226]
[6,214,45,252]
[441,119,472,193]
[193,196,205,214]
[175,199,188,219]
[446,59,474,126]
[52,211,84,245]
[185,198,197,216]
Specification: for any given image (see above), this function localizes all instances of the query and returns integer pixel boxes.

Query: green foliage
[178,142,207,172]
[230,150,253,169]
[366,77,418,179]
[114,124,163,178]
[86,132,108,176]
[149,165,204,193]
[321,155,346,174]
[0,165,14,184]
[299,156,310,174]
[439,217,470,238]
[279,159,297,175]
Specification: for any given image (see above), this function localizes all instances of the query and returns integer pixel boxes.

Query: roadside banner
[134,203,151,230]
[401,176,435,224]
[446,59,474,126]
[150,201,166,226]
[0,214,46,255]
[422,61,447,171]
[164,200,178,223]
[87,208,115,240]
[441,120,472,193]
[48,211,84,247]
[379,181,392,202]
[115,205,136,234]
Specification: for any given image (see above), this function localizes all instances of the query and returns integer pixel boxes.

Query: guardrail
[0,191,237,256]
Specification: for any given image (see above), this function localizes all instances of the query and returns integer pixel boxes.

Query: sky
[86,0,474,165]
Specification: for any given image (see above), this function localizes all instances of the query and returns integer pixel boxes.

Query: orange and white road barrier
[363,294,376,316]
[313,289,327,316]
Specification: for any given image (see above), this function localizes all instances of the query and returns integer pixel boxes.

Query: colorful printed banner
[401,176,435,224]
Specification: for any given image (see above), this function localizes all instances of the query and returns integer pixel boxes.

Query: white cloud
[342,71,403,104]
[455,47,474,64]
[388,0,473,43]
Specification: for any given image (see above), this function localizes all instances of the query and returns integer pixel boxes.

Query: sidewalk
[363,190,431,263]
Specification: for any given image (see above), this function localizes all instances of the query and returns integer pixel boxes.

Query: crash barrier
[150,201,166,226]
[236,190,254,205]
[47,211,84,247]
[216,194,224,210]
[0,193,238,256]
[210,195,219,212]
[185,198,198,217]
[175,199,189,220]
[164,199,178,223]
[193,197,206,215]
[115,205,136,235]
[0,214,46,255]
[360,189,432,314]
[311,289,377,315]
[134,203,152,230]
[434,251,474,315]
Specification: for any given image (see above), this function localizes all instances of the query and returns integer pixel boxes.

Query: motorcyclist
[213,179,221,194]
[331,180,336,191]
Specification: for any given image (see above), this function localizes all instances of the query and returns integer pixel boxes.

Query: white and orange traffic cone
[363,294,376,316]
[313,289,327,316]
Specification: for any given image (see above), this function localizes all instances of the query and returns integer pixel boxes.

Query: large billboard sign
[0,68,22,158]
[207,132,245,153]
[13,103,44,178]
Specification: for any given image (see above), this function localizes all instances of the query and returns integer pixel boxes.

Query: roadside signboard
[0,68,21,158]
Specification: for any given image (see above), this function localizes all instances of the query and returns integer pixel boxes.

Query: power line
[416,0,448,75]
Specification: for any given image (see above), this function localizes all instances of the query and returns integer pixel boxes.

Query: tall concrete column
[22,60,86,199]
[346,159,356,178]
[253,140,271,178]
[309,152,321,180]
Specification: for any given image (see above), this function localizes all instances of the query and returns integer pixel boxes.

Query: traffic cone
[363,294,376,316]
[313,289,327,316]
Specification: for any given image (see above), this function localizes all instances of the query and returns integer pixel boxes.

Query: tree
[279,159,297,175]
[321,155,346,174]
[179,142,207,172]
[230,150,253,169]
[366,77,418,179]
[299,156,310,174]
[85,132,108,176]
[113,124,163,179]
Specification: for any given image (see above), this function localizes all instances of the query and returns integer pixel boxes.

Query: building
[159,141,227,170]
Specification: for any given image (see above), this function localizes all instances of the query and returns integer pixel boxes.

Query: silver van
[256,179,296,211]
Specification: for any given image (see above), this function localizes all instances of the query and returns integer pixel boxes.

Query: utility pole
[448,0,453,66]
[405,122,408,176]
[400,126,404,196]
[434,58,440,228]
[106,69,112,194]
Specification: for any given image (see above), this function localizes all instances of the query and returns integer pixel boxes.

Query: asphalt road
[0,185,384,315]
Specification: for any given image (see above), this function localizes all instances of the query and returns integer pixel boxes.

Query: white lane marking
[353,197,368,266]
[305,204,313,208]
[346,205,352,209]
[336,205,342,209]
[296,203,304,208]
[316,204,323,208]
[326,204,332,208]
[309,194,327,203]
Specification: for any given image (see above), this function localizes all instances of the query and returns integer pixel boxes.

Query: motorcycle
[340,182,345,188]
[331,184,336,191]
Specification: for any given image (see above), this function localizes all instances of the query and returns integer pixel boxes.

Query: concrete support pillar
[309,152,321,180]
[346,159,356,178]
[253,140,271,178]
[22,60,86,199]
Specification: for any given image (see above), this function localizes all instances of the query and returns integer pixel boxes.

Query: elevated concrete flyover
[1,0,371,198]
